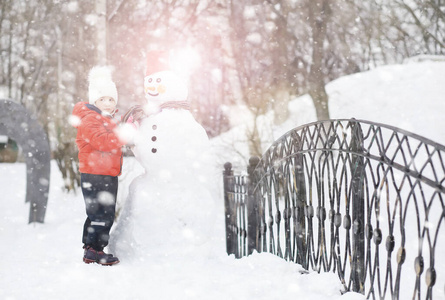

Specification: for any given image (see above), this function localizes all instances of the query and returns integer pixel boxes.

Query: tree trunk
[273,81,290,125]
[308,0,331,121]
[95,0,107,64]
[309,85,330,121]
[247,116,263,159]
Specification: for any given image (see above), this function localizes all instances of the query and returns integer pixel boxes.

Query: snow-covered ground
[0,159,360,300]
[1,59,445,300]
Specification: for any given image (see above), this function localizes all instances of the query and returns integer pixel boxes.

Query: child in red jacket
[71,66,124,265]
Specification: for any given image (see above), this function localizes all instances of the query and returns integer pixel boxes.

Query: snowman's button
[152,148,157,153]
[152,136,157,142]
[152,125,157,130]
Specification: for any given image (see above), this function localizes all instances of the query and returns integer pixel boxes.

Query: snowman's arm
[122,105,146,126]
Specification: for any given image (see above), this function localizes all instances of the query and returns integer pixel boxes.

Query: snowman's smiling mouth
[147,92,159,96]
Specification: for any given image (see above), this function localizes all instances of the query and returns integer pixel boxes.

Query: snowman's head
[144,70,188,104]
[143,50,189,105]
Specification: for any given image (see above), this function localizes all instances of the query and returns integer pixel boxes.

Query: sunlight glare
[169,47,201,79]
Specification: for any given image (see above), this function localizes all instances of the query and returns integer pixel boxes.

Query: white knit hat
[88,66,118,105]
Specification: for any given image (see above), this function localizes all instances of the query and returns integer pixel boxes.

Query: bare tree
[2,0,443,185]
[393,0,445,55]
[0,1,98,191]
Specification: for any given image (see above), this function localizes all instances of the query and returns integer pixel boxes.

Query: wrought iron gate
[223,119,445,300]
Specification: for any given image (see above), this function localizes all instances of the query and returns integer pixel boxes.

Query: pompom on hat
[88,66,118,105]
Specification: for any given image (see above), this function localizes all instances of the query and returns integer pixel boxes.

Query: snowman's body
[109,54,216,259]
[132,109,210,184]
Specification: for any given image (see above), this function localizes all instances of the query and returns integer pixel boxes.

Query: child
[71,66,125,266]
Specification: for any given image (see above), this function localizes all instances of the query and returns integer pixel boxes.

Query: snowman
[110,51,217,260]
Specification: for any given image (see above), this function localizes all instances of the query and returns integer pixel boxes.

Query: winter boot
[83,245,113,258]
[83,246,120,266]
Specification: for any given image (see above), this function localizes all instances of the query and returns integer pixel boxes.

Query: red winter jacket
[72,102,124,176]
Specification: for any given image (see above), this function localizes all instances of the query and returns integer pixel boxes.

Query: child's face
[95,96,116,114]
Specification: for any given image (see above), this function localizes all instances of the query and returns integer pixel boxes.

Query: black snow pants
[80,173,118,251]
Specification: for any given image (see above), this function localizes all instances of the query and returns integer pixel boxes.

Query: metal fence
[223,119,445,300]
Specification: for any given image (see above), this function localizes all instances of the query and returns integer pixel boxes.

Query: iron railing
[223,119,445,300]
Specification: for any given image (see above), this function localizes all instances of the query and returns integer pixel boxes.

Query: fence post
[293,132,308,269]
[350,120,365,293]
[247,156,260,255]
[223,162,236,256]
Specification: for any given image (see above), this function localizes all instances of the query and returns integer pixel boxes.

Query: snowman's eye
[156,78,161,83]
[148,78,152,83]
